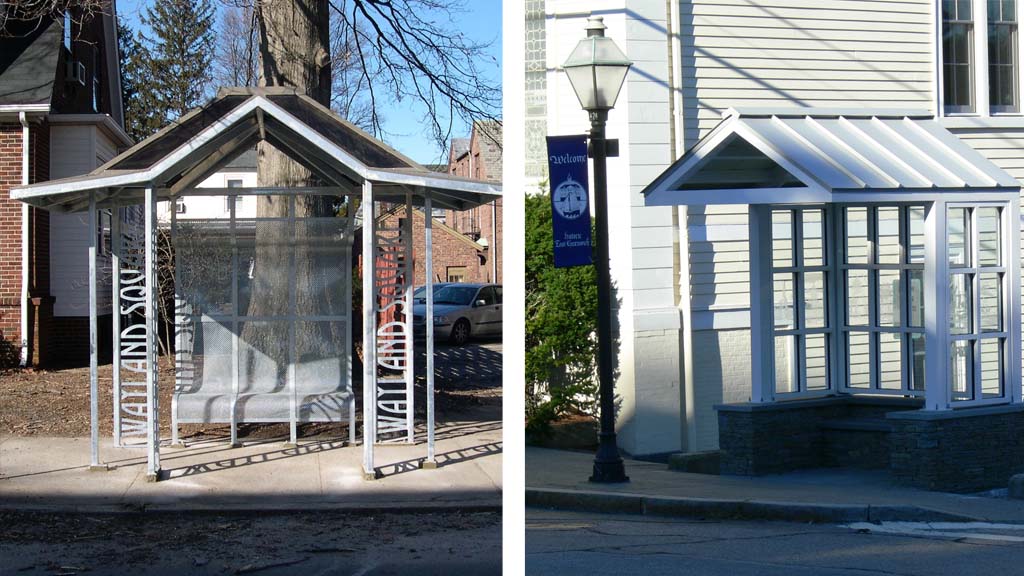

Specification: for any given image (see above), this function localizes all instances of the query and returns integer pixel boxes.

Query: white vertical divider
[924,199,950,410]
[361,181,376,479]
[424,192,436,467]
[748,203,775,403]
[112,207,122,448]
[403,194,414,443]
[88,191,100,468]
[288,196,298,445]
[144,185,161,480]
[230,194,240,447]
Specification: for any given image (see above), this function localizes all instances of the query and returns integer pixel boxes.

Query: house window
[447,266,467,283]
[225,179,243,212]
[989,0,1018,112]
[770,208,832,395]
[174,198,186,214]
[940,0,1023,115]
[947,204,1009,402]
[943,0,975,113]
[63,11,72,51]
[840,206,927,395]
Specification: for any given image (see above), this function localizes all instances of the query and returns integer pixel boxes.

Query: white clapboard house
[528,0,1024,490]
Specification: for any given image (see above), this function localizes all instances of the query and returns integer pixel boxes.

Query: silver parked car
[412,283,502,345]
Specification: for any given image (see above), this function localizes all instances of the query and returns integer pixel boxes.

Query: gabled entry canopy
[11,87,501,212]
[643,108,1020,206]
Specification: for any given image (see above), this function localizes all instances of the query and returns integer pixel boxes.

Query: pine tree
[140,0,215,122]
[118,21,161,142]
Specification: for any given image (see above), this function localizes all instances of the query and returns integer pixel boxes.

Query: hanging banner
[546,135,592,268]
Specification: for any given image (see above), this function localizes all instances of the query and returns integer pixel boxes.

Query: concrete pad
[0,420,501,513]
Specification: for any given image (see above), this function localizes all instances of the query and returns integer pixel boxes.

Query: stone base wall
[716,396,921,476]
[888,405,1024,493]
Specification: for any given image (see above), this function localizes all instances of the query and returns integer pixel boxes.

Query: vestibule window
[840,206,926,395]
[771,208,831,396]
[948,204,1009,402]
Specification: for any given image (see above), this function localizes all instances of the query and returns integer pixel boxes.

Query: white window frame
[769,206,835,400]
[836,204,927,397]
[938,0,1024,117]
[946,201,1013,406]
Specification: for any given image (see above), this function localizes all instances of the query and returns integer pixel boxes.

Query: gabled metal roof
[11,87,501,212]
[643,108,1020,206]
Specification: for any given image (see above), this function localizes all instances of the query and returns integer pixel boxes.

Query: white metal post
[144,185,161,480]
[88,191,101,469]
[346,199,356,445]
[229,194,240,447]
[111,208,122,447]
[288,196,298,446]
[749,204,775,403]
[403,195,414,443]
[1007,199,1022,403]
[924,200,950,410]
[361,181,376,480]
[424,193,436,467]
[170,203,180,447]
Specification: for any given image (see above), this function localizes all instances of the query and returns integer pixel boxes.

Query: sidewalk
[0,419,501,513]
[527,447,1024,523]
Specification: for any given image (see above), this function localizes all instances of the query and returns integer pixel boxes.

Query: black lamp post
[563,16,632,483]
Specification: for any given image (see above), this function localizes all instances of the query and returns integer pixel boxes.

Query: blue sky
[116,0,502,164]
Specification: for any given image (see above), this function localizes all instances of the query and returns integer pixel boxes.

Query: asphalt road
[1,510,500,575]
[527,508,1024,576]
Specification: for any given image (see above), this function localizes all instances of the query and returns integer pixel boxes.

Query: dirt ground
[0,341,502,441]
[0,509,501,575]
[527,412,599,451]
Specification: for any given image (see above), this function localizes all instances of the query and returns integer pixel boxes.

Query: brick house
[447,120,503,283]
[0,9,130,367]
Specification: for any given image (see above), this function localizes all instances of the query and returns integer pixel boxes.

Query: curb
[526,488,977,524]
[0,499,503,516]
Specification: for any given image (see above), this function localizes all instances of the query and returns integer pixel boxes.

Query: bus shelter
[11,87,501,482]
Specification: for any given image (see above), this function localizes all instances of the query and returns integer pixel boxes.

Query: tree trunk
[243,0,343,392]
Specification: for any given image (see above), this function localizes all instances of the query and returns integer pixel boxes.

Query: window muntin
[944,0,976,112]
[771,208,831,396]
[839,205,926,395]
[947,203,1009,403]
[989,0,1019,112]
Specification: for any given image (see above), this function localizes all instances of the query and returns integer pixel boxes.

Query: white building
[156,149,258,222]
[528,0,1024,470]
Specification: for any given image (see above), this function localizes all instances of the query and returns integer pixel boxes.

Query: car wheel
[450,319,470,346]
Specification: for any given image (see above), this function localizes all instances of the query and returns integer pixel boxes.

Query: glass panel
[908,206,925,264]
[804,334,829,391]
[978,207,1001,266]
[879,332,903,390]
[294,219,350,317]
[804,271,826,329]
[774,273,795,329]
[802,209,824,266]
[845,207,869,264]
[775,335,797,394]
[950,340,974,401]
[772,210,793,268]
[948,207,970,267]
[980,338,1004,398]
[910,333,926,391]
[876,207,901,264]
[237,221,292,317]
[950,273,973,334]
[980,272,1003,332]
[909,269,924,327]
[846,270,870,326]
[878,270,901,327]
[847,332,871,388]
